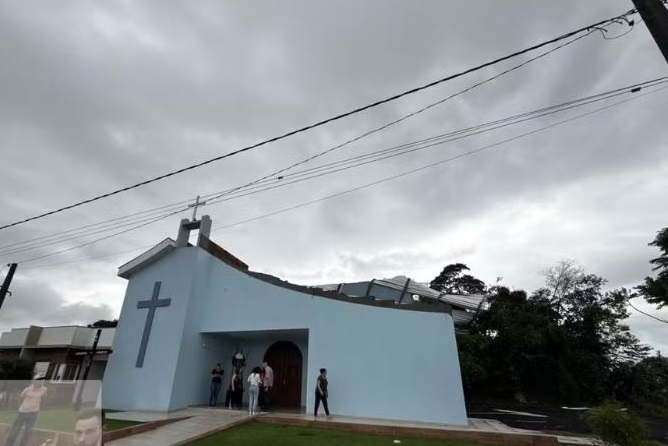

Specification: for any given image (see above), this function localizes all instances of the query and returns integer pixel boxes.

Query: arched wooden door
[264,341,302,409]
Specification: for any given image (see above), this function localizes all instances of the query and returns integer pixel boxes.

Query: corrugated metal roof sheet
[315,275,487,324]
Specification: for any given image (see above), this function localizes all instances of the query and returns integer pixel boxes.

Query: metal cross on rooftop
[187,195,207,221]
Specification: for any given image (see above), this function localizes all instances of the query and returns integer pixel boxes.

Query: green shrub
[639,441,664,446]
[583,402,649,446]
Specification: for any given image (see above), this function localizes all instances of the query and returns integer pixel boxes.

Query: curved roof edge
[118,238,178,279]
[245,270,452,314]
[117,235,452,315]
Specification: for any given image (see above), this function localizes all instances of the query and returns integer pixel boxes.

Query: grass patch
[186,423,495,446]
[0,407,141,433]
[104,419,144,432]
[542,430,595,438]
[0,407,78,432]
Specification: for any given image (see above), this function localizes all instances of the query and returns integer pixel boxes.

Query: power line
[211,85,666,232]
[0,4,641,232]
[0,31,599,255]
[0,209,189,257]
[200,78,668,209]
[206,30,600,204]
[0,198,194,253]
[628,299,668,324]
[8,77,665,265]
[21,246,153,270]
[18,210,184,264]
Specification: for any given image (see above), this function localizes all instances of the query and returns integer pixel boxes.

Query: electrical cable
[209,85,667,232]
[200,78,668,209]
[628,299,668,324]
[7,77,666,264]
[0,31,598,255]
[0,4,642,232]
[18,210,185,264]
[0,199,194,253]
[206,30,599,203]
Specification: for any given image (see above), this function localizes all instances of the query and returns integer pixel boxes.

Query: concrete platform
[105,408,600,446]
[105,407,249,446]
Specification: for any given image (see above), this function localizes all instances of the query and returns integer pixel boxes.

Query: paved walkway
[105,408,599,446]
[106,407,249,446]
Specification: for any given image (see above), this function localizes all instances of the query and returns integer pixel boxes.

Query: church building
[101,215,470,425]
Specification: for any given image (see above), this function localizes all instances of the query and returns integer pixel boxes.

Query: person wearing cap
[3,374,48,446]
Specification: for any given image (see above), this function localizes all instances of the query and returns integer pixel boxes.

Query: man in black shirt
[209,363,224,407]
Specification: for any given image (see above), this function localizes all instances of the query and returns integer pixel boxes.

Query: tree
[458,262,650,405]
[629,355,668,409]
[537,270,649,401]
[543,259,584,315]
[88,319,118,328]
[430,263,486,294]
[637,226,668,308]
[470,286,566,401]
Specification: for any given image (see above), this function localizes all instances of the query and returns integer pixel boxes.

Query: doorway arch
[263,341,302,409]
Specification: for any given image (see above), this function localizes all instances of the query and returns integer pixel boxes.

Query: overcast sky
[1,1,667,354]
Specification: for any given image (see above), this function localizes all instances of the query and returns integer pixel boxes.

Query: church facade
[101,216,468,425]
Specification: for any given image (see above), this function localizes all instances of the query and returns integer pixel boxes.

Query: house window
[34,362,49,377]
[49,363,79,383]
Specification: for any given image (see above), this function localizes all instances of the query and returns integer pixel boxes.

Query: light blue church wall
[102,245,467,425]
[169,332,310,409]
[194,250,467,425]
[102,248,198,411]
[170,251,312,409]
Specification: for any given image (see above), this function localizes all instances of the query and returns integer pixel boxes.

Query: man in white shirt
[4,375,47,446]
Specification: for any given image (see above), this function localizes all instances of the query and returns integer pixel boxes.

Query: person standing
[209,363,224,407]
[247,367,262,416]
[261,361,274,411]
[224,369,236,409]
[314,368,330,419]
[232,368,244,409]
[4,375,47,446]
[258,366,266,409]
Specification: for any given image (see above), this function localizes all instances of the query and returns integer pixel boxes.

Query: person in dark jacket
[314,368,330,418]
[209,363,224,407]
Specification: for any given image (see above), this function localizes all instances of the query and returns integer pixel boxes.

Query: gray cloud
[0,276,115,334]
[0,1,667,353]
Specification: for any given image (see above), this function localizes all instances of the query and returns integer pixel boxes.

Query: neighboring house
[0,325,114,405]
[102,215,471,425]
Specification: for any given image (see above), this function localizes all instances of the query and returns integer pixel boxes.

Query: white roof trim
[118,238,176,279]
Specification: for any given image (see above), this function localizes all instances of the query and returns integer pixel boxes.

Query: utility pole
[74,328,102,411]
[0,263,17,310]
[632,0,668,65]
